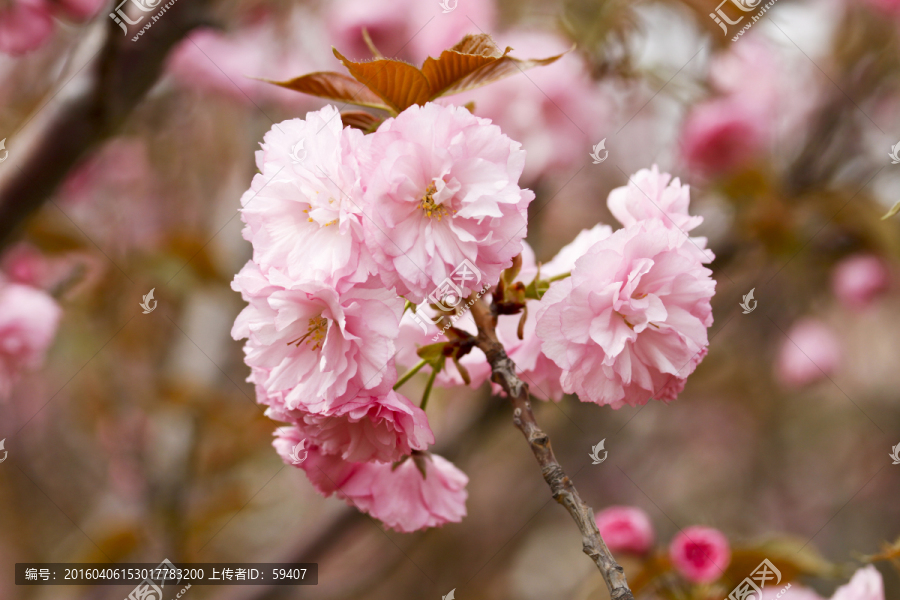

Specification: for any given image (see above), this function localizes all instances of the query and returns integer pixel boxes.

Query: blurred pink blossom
[862,0,900,15]
[58,138,162,254]
[460,30,612,182]
[831,566,884,600]
[0,0,53,55]
[0,0,102,55]
[272,390,434,463]
[535,219,715,409]
[594,506,655,554]
[682,98,768,177]
[278,439,468,532]
[776,318,841,388]
[0,281,61,397]
[325,0,496,64]
[167,11,321,107]
[56,0,105,21]
[361,103,532,304]
[668,525,731,584]
[1,244,50,287]
[831,254,889,310]
[681,38,781,176]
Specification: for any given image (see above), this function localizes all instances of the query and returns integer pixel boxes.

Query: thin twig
[469,298,636,600]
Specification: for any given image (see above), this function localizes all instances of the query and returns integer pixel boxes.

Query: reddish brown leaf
[333,48,431,113]
[421,48,501,98]
[340,111,383,132]
[266,71,389,111]
[448,33,505,57]
[428,45,573,99]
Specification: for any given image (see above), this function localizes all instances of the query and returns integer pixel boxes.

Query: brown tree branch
[0,1,215,250]
[468,298,636,600]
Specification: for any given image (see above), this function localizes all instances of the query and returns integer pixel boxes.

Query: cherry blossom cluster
[232,102,716,531]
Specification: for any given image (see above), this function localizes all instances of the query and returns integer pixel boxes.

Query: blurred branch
[468,299,636,600]
[0,1,215,250]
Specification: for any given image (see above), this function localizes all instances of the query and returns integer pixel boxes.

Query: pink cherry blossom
[594,506,654,554]
[238,106,378,291]
[535,221,715,408]
[231,261,402,413]
[276,438,468,532]
[0,0,53,55]
[360,103,533,303]
[270,390,434,463]
[831,254,889,310]
[494,231,610,401]
[0,281,62,397]
[325,0,496,64]
[668,526,731,584]
[776,318,841,388]
[607,165,703,235]
[459,30,612,182]
[831,566,884,600]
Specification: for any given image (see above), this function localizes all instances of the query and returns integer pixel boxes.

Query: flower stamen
[286,316,329,350]
[419,182,455,221]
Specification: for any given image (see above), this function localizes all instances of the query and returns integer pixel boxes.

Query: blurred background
[1,0,900,598]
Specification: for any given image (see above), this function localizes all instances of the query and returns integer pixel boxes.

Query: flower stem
[393,359,427,390]
[420,367,438,411]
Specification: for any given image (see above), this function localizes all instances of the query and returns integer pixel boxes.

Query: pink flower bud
[668,526,731,584]
[831,254,889,310]
[595,506,655,554]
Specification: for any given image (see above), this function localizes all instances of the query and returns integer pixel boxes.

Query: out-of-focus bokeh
[1,0,900,598]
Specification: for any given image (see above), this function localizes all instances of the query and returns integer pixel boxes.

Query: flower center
[419,182,454,221]
[287,316,329,350]
[302,193,340,227]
